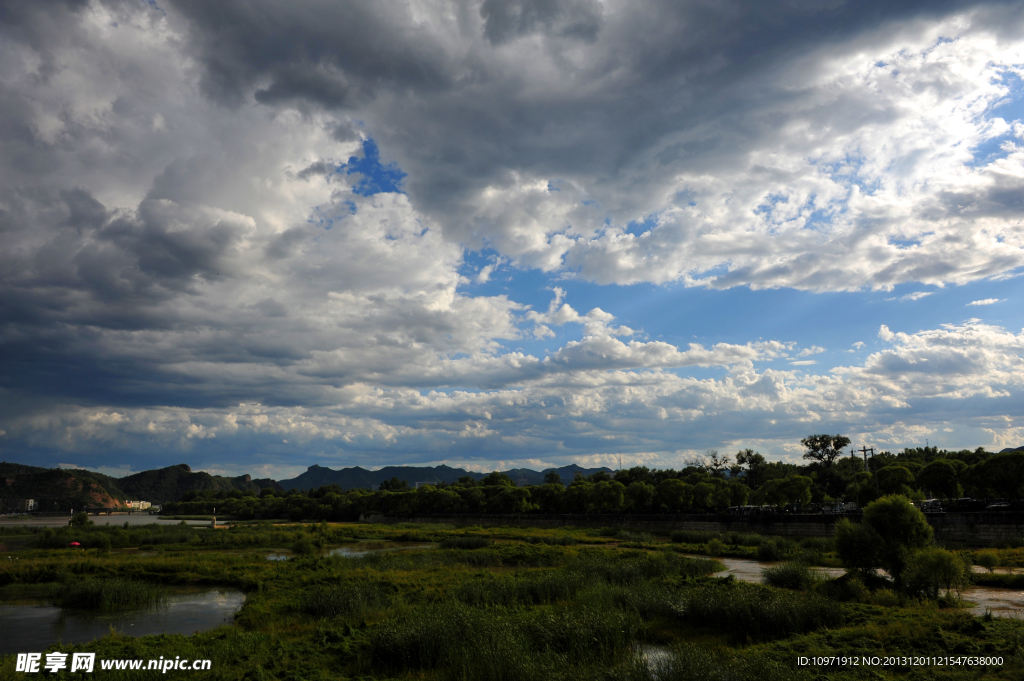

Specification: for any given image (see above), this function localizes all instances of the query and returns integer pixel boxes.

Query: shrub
[860,495,933,585]
[439,536,492,550]
[866,589,901,607]
[757,541,782,562]
[813,572,868,602]
[799,537,834,552]
[292,536,316,555]
[525,535,578,546]
[761,562,819,590]
[670,530,720,545]
[903,547,969,600]
[975,550,999,573]
[705,538,725,556]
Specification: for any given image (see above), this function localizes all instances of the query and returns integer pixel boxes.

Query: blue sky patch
[343,139,406,196]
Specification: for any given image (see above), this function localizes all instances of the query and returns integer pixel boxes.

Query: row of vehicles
[917,498,1024,513]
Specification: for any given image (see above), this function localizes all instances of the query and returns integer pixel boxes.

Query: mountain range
[1,461,613,509]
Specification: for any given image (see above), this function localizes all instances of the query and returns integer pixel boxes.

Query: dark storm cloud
[173,0,453,108]
[480,0,604,44]
[3,0,1024,476]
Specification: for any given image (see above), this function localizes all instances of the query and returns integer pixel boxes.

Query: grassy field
[1,522,1022,680]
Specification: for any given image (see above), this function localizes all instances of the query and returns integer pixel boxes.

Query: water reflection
[636,644,672,679]
[265,541,435,561]
[0,588,244,655]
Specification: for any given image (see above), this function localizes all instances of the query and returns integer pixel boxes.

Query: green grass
[761,561,821,591]
[679,582,843,642]
[1,521,1023,681]
[56,577,165,611]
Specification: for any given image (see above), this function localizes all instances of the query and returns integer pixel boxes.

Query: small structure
[1,499,37,513]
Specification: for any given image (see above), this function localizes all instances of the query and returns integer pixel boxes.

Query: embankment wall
[363,512,1024,546]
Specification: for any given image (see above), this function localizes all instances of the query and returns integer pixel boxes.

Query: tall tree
[735,449,766,488]
[801,434,852,494]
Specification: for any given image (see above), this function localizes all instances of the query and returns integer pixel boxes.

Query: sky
[2,0,1024,480]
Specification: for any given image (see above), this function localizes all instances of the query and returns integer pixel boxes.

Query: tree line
[161,436,1024,521]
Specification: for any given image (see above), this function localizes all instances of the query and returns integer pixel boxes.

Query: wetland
[0,519,1022,680]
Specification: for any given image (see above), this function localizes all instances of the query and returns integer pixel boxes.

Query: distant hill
[999,447,1024,453]
[1,460,615,507]
[117,464,276,504]
[277,463,614,491]
[0,462,127,512]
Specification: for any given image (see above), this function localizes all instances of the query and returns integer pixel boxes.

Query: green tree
[735,449,767,488]
[543,470,562,485]
[590,480,626,513]
[563,480,593,513]
[753,478,788,507]
[70,511,93,528]
[487,487,531,513]
[976,550,999,574]
[976,452,1024,500]
[862,495,934,586]
[834,518,881,573]
[916,459,963,502]
[876,465,915,496]
[781,476,813,509]
[379,477,410,491]
[532,483,564,513]
[844,471,878,507]
[624,481,655,512]
[691,482,716,512]
[656,479,692,512]
[904,547,969,600]
[801,434,852,494]
[480,471,514,488]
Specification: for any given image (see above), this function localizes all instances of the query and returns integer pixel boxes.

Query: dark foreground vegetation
[162,439,1024,521]
[1,501,1023,680]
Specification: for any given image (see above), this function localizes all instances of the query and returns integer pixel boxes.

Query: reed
[57,577,165,611]
[679,583,842,641]
[761,561,820,590]
[439,536,492,550]
[301,582,393,619]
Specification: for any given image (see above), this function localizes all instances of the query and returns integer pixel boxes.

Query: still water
[697,555,1024,618]
[266,541,435,561]
[0,588,244,655]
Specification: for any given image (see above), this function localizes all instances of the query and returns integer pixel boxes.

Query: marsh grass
[366,599,641,680]
[301,582,394,619]
[450,551,720,608]
[57,577,165,611]
[680,583,842,641]
[622,643,808,681]
[439,536,492,550]
[761,561,821,590]
[524,535,578,546]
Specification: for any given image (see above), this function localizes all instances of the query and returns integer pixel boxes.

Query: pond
[266,541,435,561]
[696,555,1024,618]
[0,588,244,655]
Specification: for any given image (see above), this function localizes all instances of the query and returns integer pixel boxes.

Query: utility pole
[859,446,878,494]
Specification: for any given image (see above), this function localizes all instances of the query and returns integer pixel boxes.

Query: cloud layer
[2,0,1024,475]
